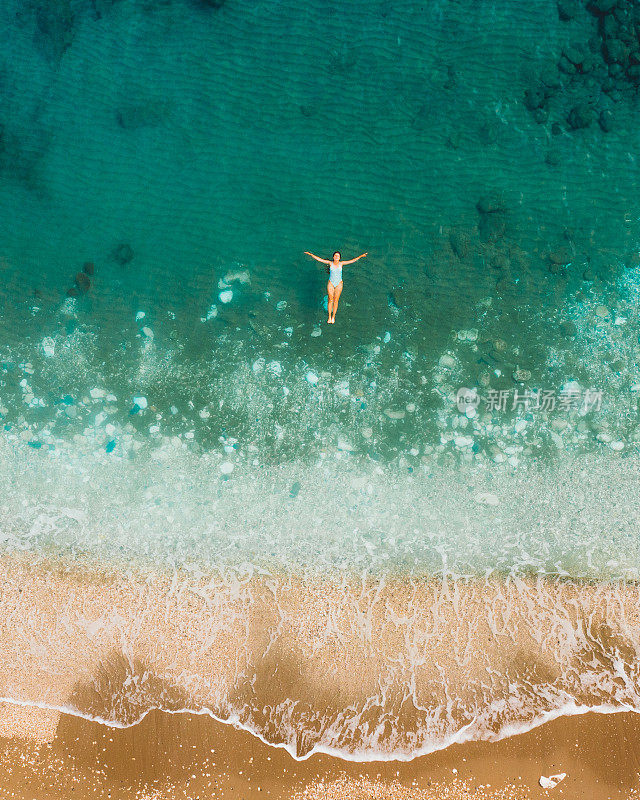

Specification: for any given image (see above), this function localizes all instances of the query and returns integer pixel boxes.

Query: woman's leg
[327,281,334,322]
[331,281,343,321]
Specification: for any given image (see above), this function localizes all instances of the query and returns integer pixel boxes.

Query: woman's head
[332,251,341,262]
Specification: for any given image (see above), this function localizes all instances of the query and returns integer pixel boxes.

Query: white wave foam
[0,696,638,763]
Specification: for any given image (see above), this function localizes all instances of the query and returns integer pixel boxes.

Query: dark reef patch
[476,193,509,244]
[0,117,53,196]
[16,0,78,65]
[116,102,166,131]
[75,272,91,293]
[90,0,124,20]
[449,229,471,260]
[525,0,640,136]
[112,243,134,266]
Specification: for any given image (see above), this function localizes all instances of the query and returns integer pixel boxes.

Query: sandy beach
[0,700,639,799]
[1,554,639,798]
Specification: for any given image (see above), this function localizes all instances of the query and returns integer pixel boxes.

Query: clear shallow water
[1,0,640,760]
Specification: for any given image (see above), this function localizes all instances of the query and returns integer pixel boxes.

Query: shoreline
[2,555,640,761]
[0,694,632,764]
[1,701,639,799]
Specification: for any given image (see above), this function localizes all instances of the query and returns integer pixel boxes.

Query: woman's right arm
[304,251,330,264]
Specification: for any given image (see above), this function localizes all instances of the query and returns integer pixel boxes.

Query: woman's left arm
[342,252,368,265]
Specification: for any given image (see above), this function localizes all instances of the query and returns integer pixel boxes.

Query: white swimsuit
[329,263,343,287]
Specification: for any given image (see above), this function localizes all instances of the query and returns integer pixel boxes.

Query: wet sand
[0,701,639,799]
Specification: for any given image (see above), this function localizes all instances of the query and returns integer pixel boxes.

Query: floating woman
[304,250,368,323]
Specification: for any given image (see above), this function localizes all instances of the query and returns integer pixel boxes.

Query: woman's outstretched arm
[342,252,368,265]
[304,251,330,264]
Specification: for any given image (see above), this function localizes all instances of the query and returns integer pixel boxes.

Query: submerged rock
[588,0,617,13]
[548,247,571,265]
[559,320,578,337]
[513,369,532,382]
[42,337,55,358]
[557,0,581,20]
[603,39,628,65]
[75,272,90,293]
[478,211,506,243]
[224,269,250,285]
[439,354,457,369]
[116,103,164,131]
[628,65,640,86]
[598,108,615,131]
[563,42,588,67]
[568,103,594,129]
[387,293,399,311]
[476,193,506,215]
[113,243,134,266]
[558,54,577,75]
[489,253,509,270]
[91,0,122,19]
[34,1,76,64]
[449,230,470,259]
[524,85,546,111]
[476,194,507,243]
[545,148,562,167]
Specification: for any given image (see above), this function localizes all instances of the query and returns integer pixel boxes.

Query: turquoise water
[2,0,640,759]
